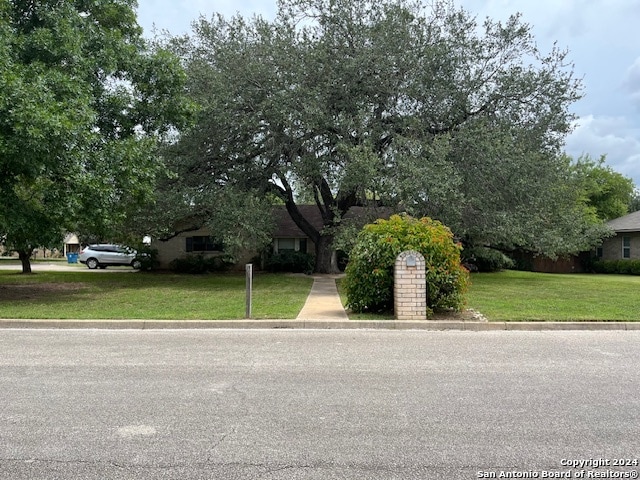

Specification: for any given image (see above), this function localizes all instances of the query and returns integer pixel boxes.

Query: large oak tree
[163,0,608,272]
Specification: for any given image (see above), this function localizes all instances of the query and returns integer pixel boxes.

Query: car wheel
[86,258,99,269]
[132,259,142,270]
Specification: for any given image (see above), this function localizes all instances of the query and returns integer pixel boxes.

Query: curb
[0,319,639,331]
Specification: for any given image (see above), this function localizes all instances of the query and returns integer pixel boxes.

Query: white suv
[78,244,142,270]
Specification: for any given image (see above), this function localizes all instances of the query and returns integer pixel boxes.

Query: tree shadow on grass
[0,272,311,319]
[0,282,90,304]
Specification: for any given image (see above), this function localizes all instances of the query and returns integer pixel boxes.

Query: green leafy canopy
[159,0,612,271]
[0,0,194,272]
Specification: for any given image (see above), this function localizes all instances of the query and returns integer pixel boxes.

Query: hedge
[591,259,640,275]
[343,214,469,315]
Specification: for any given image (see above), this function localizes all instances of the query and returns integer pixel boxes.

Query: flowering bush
[344,214,469,315]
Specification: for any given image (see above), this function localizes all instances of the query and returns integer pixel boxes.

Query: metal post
[245,264,253,319]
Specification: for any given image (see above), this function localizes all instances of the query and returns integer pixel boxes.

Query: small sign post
[245,264,253,319]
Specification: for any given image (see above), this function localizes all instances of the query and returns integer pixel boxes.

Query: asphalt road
[1,330,639,480]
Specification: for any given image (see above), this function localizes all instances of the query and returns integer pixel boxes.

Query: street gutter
[1,319,639,330]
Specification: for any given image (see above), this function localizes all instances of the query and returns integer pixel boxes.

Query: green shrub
[169,254,233,274]
[344,214,469,315]
[462,246,514,272]
[134,245,159,271]
[265,250,314,274]
[592,259,640,275]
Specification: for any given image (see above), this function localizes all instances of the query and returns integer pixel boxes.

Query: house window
[596,246,603,258]
[274,238,308,253]
[623,236,631,259]
[186,236,222,253]
[276,238,296,252]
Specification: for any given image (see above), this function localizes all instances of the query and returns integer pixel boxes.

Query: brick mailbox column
[394,250,427,320]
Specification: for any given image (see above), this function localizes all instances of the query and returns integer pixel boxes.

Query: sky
[136,0,640,188]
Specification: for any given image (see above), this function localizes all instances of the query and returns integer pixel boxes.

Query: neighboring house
[596,210,640,261]
[510,211,640,272]
[154,204,391,270]
[63,233,81,256]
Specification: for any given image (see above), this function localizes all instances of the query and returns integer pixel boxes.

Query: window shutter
[186,237,193,252]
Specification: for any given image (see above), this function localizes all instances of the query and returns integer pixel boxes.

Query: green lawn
[2,269,639,322]
[467,270,640,321]
[0,271,313,320]
[338,270,640,321]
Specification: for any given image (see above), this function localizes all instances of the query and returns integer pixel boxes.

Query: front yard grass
[467,270,640,321]
[338,270,640,321]
[0,271,313,320]
[3,269,638,322]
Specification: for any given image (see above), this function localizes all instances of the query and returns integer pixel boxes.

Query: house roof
[272,205,324,238]
[63,233,80,244]
[606,210,640,233]
[272,205,394,238]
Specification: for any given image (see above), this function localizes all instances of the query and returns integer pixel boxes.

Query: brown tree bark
[18,250,32,274]
[314,234,339,274]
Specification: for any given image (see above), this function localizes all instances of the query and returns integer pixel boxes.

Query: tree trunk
[18,250,32,274]
[314,234,339,274]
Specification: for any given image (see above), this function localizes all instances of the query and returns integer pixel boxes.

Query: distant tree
[628,190,640,213]
[571,155,635,222]
[162,0,603,271]
[0,0,193,273]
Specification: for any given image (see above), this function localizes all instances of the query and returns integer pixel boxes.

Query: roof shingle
[606,210,640,232]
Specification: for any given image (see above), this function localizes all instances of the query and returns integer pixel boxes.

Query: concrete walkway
[296,275,349,321]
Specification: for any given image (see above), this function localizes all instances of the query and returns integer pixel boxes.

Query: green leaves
[571,154,635,222]
[0,0,192,272]
[162,0,601,271]
[344,214,469,314]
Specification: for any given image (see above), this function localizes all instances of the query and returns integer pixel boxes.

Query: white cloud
[451,0,640,185]
[567,115,640,184]
[623,57,640,108]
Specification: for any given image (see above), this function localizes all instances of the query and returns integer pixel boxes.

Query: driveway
[0,261,134,272]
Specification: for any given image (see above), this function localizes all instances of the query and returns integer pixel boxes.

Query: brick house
[153,206,322,269]
[270,205,323,256]
[153,226,231,269]
[596,210,640,261]
[153,205,390,270]
[510,211,640,272]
